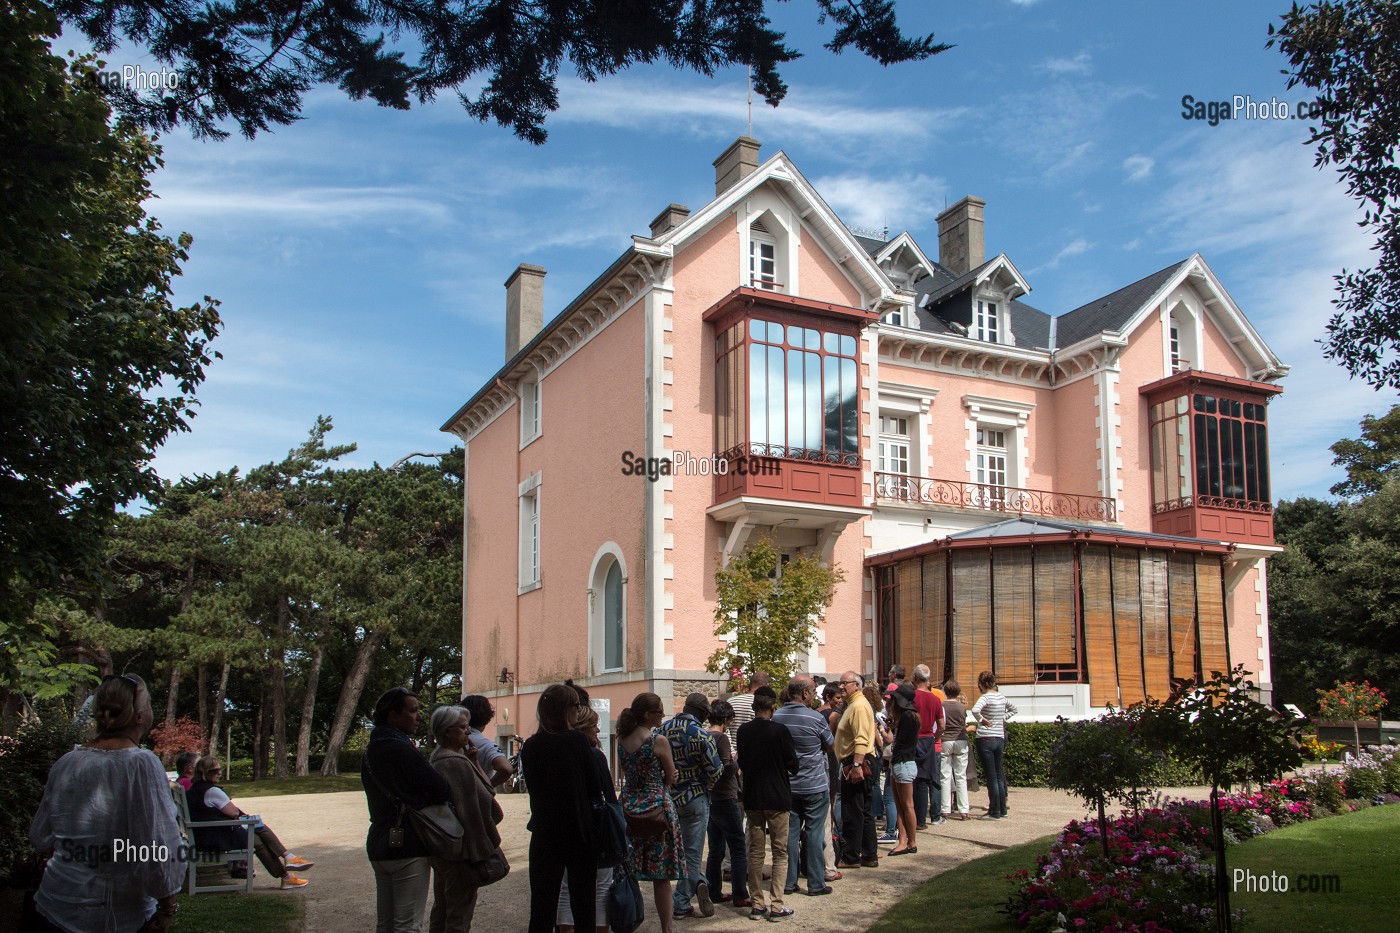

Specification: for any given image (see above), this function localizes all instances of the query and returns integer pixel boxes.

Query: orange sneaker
[283,855,315,871]
[280,872,310,889]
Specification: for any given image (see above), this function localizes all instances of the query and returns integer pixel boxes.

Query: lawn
[175,891,303,933]
[867,836,1055,933]
[223,773,363,798]
[1229,804,1400,932]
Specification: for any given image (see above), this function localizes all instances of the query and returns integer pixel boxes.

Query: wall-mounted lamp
[498,666,515,685]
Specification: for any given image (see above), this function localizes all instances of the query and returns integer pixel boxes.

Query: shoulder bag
[607,861,646,933]
[364,750,465,859]
[468,846,511,886]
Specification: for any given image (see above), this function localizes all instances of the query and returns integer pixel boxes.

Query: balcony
[874,472,1118,523]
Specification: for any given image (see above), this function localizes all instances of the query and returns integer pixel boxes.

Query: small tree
[707,538,843,683]
[1046,708,1161,860]
[1316,679,1389,758]
[148,715,207,766]
[1139,666,1303,933]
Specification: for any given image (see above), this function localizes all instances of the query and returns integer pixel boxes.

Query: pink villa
[441,138,1288,750]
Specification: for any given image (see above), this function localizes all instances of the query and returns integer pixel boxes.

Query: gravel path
[240,785,1200,932]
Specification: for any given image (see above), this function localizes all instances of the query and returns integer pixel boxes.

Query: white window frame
[963,395,1034,509]
[737,199,799,295]
[518,472,542,594]
[749,232,778,291]
[588,543,627,674]
[520,376,542,447]
[874,386,936,502]
[975,299,1000,344]
[885,305,906,327]
[1162,295,1203,375]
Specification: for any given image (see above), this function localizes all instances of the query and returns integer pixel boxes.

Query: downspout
[496,376,523,733]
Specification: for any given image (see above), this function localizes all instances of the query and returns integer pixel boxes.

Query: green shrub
[1344,763,1384,800]
[1004,721,1059,787]
[0,714,89,887]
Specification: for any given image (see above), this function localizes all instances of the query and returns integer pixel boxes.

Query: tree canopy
[1270,0,1400,389]
[52,0,950,141]
[0,1,221,689]
[1329,403,1400,497]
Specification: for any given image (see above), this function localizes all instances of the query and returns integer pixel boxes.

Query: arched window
[589,545,627,674]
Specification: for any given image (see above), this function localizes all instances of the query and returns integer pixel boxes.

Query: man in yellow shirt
[833,671,878,868]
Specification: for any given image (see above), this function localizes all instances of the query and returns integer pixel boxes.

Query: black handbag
[607,861,645,933]
[595,799,629,867]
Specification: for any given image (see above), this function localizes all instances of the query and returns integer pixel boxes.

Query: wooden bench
[168,783,258,895]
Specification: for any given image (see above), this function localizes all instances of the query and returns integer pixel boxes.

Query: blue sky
[118,0,1394,499]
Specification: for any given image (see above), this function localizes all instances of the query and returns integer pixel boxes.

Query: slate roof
[1055,260,1190,348]
[905,258,1054,350]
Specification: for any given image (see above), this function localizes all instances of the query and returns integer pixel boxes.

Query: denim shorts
[891,761,917,784]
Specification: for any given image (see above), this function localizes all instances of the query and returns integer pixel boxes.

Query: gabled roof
[652,152,897,310]
[1055,259,1189,348]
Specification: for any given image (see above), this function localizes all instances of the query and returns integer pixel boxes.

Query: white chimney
[505,264,546,360]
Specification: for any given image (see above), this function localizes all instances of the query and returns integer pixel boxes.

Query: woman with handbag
[521,683,602,933]
[363,687,452,933]
[617,693,684,933]
[428,705,505,933]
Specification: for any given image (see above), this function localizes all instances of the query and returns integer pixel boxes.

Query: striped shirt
[969,691,1017,739]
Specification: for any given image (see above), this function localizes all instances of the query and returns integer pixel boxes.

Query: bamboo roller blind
[1196,554,1230,677]
[993,548,1035,684]
[922,555,948,682]
[1033,545,1076,665]
[1081,545,1119,707]
[951,551,992,693]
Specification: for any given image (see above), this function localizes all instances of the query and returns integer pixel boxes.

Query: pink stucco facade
[443,141,1288,743]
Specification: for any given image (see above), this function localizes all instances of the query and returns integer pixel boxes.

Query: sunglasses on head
[103,673,140,690]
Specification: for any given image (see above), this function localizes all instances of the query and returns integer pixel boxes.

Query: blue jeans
[673,793,711,912]
[871,758,886,823]
[785,791,830,892]
[706,797,748,899]
[976,736,1008,817]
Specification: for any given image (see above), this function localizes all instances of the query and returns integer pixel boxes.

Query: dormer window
[749,219,778,290]
[976,300,1000,343]
[886,306,905,327]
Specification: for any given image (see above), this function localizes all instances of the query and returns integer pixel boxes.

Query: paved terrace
[239,785,1210,932]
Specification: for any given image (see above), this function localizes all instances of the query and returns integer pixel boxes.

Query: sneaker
[783,886,798,896]
[860,858,880,868]
[824,869,843,882]
[674,908,696,919]
[807,886,833,896]
[929,817,947,826]
[280,873,309,889]
[733,898,753,908]
[749,908,768,922]
[876,832,898,844]
[915,823,928,830]
[696,881,715,917]
[283,855,315,871]
[714,893,734,904]
[767,907,795,922]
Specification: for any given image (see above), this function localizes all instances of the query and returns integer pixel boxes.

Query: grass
[1229,804,1400,931]
[222,773,363,798]
[867,835,1055,933]
[175,890,304,933]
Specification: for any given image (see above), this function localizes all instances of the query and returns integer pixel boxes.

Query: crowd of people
[22,667,1013,933]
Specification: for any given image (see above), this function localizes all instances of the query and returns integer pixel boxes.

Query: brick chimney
[936,196,986,276]
[649,203,691,238]
[713,137,761,196]
[505,264,546,360]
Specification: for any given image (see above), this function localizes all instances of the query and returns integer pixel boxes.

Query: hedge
[975,722,1203,788]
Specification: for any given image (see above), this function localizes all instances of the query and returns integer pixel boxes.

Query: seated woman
[185,755,314,889]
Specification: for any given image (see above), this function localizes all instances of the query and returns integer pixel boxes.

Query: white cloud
[809,172,948,231]
[552,78,967,152]
[994,82,1148,180]
[152,183,455,224]
[1030,238,1092,273]
[1042,53,1092,76]
[1123,237,1142,251]
[1123,155,1154,182]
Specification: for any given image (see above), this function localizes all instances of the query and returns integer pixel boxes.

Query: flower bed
[1008,744,1400,932]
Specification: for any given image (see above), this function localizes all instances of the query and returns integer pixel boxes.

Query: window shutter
[993,548,1034,684]
[1033,544,1076,666]
[1081,545,1118,707]
[1111,549,1146,706]
[1168,554,1198,681]
[952,551,992,692]
[1140,552,1172,700]
[1195,555,1230,678]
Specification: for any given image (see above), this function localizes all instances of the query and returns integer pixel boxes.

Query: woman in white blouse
[29,673,184,933]
[969,671,1017,820]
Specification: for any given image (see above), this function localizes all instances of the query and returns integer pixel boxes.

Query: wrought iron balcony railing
[874,472,1118,523]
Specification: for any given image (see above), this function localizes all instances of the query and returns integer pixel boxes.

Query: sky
[102,0,1396,500]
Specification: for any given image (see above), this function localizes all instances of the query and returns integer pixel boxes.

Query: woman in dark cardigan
[363,687,452,933]
[520,682,601,933]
